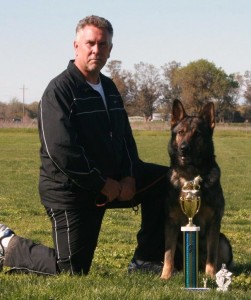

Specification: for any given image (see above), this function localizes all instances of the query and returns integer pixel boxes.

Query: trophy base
[184,288,210,292]
[181,226,200,232]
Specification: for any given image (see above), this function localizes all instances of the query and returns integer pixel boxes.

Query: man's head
[74,15,113,82]
[76,15,113,39]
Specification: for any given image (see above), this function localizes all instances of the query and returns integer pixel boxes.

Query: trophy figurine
[180,176,201,227]
[216,264,232,292]
[180,176,203,289]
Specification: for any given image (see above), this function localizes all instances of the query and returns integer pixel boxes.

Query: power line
[20,84,28,120]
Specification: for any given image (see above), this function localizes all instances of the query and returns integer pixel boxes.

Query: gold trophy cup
[180,176,202,227]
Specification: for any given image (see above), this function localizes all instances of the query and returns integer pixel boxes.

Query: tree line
[0,98,38,123]
[1,59,251,123]
[106,59,251,122]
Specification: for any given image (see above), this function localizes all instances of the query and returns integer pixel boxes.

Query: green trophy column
[181,226,200,288]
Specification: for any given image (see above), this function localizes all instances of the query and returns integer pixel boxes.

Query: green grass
[0,128,250,299]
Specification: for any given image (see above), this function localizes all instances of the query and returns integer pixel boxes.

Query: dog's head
[168,100,215,168]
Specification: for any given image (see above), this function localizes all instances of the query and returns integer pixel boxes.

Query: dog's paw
[160,273,172,280]
[160,264,173,280]
[205,263,216,278]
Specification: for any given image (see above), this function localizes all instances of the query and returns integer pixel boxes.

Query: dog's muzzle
[179,142,192,163]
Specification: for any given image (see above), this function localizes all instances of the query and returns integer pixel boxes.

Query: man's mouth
[90,57,101,62]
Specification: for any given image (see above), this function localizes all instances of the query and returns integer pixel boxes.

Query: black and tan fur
[161,100,233,280]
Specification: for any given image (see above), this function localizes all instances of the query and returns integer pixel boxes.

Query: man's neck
[74,61,100,84]
[85,73,100,84]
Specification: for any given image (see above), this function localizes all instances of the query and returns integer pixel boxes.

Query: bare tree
[160,61,181,119]
[106,60,137,115]
[244,85,251,104]
[243,71,251,105]
[134,62,161,121]
[106,60,126,95]
[0,102,7,120]
[5,98,23,120]
[26,101,39,119]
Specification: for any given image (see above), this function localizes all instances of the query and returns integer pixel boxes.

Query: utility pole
[20,84,28,120]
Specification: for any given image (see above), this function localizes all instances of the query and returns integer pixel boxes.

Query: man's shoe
[0,224,15,271]
[128,258,163,275]
[0,224,15,256]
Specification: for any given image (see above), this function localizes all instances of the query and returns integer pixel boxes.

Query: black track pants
[5,205,105,275]
[4,162,168,275]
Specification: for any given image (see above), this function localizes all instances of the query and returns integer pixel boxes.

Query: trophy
[216,264,232,292]
[180,176,203,289]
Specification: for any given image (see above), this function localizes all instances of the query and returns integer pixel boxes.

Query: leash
[132,173,166,214]
[95,173,167,215]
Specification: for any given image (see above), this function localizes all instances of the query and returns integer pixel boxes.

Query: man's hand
[119,176,136,201]
[100,178,121,202]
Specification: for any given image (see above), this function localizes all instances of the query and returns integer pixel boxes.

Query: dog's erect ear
[171,99,187,128]
[201,102,215,129]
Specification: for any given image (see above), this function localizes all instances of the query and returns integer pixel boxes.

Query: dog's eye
[177,130,185,136]
[194,130,201,137]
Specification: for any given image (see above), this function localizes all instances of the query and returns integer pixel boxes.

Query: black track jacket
[38,60,139,209]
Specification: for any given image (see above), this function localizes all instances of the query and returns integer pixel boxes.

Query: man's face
[74,25,113,77]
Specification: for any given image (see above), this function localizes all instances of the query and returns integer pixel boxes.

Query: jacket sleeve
[39,81,106,193]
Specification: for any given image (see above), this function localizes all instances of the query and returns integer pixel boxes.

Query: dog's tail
[218,233,234,270]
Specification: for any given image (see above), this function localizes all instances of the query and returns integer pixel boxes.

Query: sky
[0,0,250,104]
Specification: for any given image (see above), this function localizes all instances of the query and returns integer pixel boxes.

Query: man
[0,15,168,275]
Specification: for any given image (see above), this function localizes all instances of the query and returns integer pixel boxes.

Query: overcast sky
[0,0,250,103]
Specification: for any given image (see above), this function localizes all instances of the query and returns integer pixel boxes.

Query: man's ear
[73,40,79,56]
[108,43,113,58]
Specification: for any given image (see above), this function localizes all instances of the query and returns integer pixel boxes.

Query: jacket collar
[67,60,88,88]
[67,60,114,104]
[67,60,107,88]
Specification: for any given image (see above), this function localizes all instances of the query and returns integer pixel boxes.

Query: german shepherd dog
[161,100,233,280]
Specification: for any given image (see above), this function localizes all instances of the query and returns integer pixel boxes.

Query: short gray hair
[76,15,113,37]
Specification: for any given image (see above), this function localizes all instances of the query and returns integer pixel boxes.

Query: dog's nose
[180,141,190,154]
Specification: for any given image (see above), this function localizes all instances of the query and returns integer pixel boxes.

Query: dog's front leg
[161,222,179,280]
[205,221,221,278]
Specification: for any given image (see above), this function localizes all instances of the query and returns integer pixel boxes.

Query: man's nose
[92,43,100,54]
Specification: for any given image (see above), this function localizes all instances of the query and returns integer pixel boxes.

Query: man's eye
[87,41,94,46]
[99,42,108,48]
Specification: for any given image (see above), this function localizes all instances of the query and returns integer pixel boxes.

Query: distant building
[151,113,164,121]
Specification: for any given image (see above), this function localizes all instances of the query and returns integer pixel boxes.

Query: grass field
[0,128,250,299]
